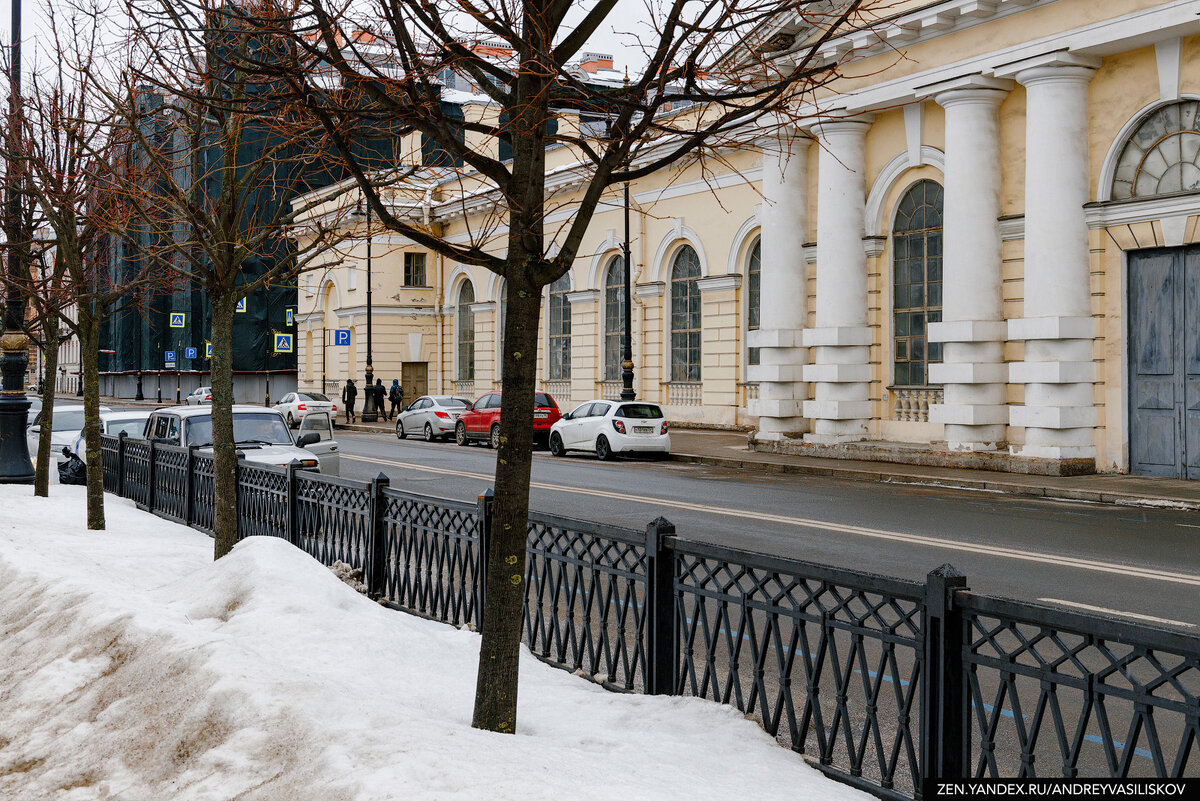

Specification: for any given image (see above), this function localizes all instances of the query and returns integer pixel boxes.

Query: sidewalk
[101,398,1200,511]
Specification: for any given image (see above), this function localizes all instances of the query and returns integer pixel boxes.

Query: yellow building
[296,2,1200,479]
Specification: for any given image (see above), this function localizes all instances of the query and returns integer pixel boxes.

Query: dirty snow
[0,485,867,801]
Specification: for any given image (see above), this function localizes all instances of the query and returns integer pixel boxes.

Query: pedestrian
[341,379,358,424]
[388,379,404,420]
[373,378,386,420]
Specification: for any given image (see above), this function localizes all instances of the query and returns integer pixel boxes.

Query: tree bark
[34,316,60,497]
[210,291,238,558]
[79,308,105,530]
[471,265,541,734]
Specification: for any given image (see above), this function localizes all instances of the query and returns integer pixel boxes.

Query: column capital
[993,52,1100,84]
[927,77,1012,109]
[802,114,874,141]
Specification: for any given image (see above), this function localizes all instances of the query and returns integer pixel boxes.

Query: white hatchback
[548,400,670,461]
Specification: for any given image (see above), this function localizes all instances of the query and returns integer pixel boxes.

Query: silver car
[185,386,212,405]
[395,396,472,442]
[27,404,113,463]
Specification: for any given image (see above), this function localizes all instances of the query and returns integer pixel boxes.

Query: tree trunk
[34,316,61,497]
[471,265,542,734]
[210,291,238,558]
[79,308,105,529]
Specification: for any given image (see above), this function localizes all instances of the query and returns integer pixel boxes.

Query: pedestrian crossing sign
[235,298,247,313]
[273,333,294,353]
[205,341,212,359]
[169,312,185,328]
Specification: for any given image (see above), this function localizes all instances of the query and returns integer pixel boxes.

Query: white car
[274,391,337,427]
[185,387,212,405]
[395,395,471,442]
[27,404,113,463]
[548,400,670,460]
[71,410,153,458]
[143,405,340,475]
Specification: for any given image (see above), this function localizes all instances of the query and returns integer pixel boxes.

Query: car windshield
[48,410,86,431]
[534,393,556,409]
[108,420,146,438]
[616,404,664,419]
[300,393,329,402]
[437,397,468,408]
[185,413,293,447]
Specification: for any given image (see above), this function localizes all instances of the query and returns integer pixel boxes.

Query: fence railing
[99,433,1200,799]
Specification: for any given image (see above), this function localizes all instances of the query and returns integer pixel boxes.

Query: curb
[667,453,1200,512]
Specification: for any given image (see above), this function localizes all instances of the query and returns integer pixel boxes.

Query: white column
[928,81,1011,450]
[1007,61,1098,460]
[750,134,811,439]
[802,118,873,444]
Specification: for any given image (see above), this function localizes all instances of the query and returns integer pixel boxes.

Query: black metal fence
[99,433,1200,799]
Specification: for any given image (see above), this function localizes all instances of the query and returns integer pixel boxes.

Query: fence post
[285,460,300,546]
[185,446,196,525]
[116,432,127,498]
[368,472,390,597]
[645,517,677,696]
[475,488,494,630]
[234,452,244,542]
[147,439,157,512]
[921,563,969,787]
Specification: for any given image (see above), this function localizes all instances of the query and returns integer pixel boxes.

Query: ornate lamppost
[360,197,378,421]
[619,183,635,401]
[0,0,34,484]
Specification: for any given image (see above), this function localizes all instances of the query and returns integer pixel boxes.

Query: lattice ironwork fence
[98,434,1200,799]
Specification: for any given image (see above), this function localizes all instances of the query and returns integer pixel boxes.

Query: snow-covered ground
[0,485,867,801]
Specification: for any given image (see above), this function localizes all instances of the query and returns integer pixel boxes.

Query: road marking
[343,454,1200,588]
[1036,598,1195,628]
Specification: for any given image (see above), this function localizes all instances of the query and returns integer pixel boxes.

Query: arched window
[456,281,475,380]
[604,256,625,380]
[670,245,702,382]
[746,240,761,366]
[548,273,571,380]
[892,180,943,388]
[1111,101,1200,200]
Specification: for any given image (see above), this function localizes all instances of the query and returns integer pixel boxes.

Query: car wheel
[596,435,614,461]
[549,433,565,457]
[489,424,501,450]
[287,412,296,428]
[424,423,436,443]
[396,419,407,439]
[455,422,469,446]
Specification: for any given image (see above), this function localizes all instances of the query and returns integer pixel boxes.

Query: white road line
[1037,598,1195,628]
[343,453,1200,588]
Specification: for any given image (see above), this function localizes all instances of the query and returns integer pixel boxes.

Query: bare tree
[156,0,871,730]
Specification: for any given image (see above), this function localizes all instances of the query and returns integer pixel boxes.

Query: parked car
[455,391,560,449]
[185,386,212,405]
[274,391,338,427]
[70,410,153,459]
[26,404,113,464]
[395,395,472,442]
[142,405,339,474]
[548,400,670,460]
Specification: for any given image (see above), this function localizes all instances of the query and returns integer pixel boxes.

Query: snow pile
[0,486,866,801]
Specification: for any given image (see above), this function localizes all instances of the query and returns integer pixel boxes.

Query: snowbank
[0,486,866,800]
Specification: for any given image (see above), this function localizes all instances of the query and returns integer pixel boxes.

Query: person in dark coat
[388,379,404,421]
[341,379,358,423]
[373,379,386,419]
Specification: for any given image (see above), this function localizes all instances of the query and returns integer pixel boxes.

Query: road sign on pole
[169,312,185,328]
[164,351,176,368]
[285,307,295,327]
[235,298,246,313]
[184,347,197,359]
[273,333,294,353]
[205,342,212,358]
[333,329,351,346]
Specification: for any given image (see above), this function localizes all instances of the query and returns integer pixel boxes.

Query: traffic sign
[165,350,175,362]
[169,312,185,328]
[333,329,351,346]
[185,347,197,359]
[285,307,295,327]
[205,342,212,358]
[235,298,247,313]
[273,333,294,353]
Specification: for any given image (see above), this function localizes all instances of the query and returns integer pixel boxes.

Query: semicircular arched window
[547,273,571,380]
[670,245,702,382]
[456,281,475,381]
[1111,100,1200,200]
[892,180,943,388]
[604,256,625,381]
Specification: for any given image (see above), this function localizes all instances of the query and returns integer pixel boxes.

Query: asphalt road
[332,428,1200,630]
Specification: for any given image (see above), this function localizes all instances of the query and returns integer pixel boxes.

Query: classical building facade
[298,1,1200,479]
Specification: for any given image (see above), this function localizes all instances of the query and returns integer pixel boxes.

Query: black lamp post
[620,183,635,401]
[0,0,34,484]
[360,198,378,422]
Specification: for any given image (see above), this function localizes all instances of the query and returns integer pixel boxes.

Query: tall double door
[1128,246,1200,479]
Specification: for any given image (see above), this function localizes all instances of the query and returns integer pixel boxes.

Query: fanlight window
[1111,101,1200,200]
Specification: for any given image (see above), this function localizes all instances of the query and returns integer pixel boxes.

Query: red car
[455,391,561,449]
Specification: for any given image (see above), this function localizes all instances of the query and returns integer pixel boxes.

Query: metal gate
[1128,245,1200,478]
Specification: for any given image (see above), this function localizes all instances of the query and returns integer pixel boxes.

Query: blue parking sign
[164,350,176,363]
[169,312,185,328]
[273,333,294,353]
[333,329,351,346]
[185,347,197,359]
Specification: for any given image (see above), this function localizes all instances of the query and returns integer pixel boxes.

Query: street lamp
[0,0,34,484]
[620,183,636,401]
[359,198,378,422]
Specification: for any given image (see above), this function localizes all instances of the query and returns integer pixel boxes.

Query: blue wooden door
[1128,246,1200,478]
